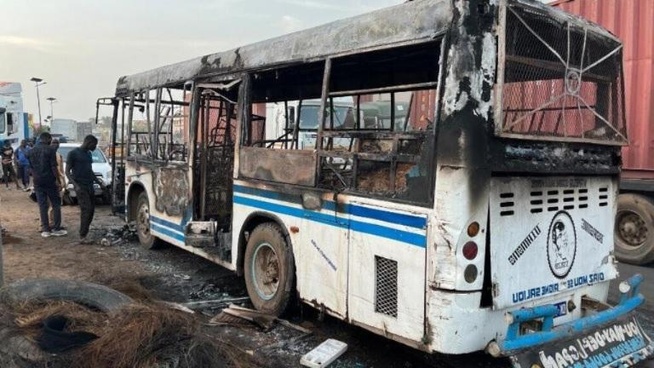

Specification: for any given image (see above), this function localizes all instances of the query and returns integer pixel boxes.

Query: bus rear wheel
[615,193,654,265]
[136,192,162,250]
[244,223,295,316]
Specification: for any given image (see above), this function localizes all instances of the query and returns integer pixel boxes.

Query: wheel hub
[617,211,647,247]
[253,243,280,300]
[138,204,150,236]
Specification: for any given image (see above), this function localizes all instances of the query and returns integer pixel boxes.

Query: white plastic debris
[300,338,348,368]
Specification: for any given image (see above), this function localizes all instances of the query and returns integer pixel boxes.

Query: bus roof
[115,0,453,96]
[115,0,621,96]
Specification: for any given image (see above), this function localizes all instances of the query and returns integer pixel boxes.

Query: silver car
[57,143,112,204]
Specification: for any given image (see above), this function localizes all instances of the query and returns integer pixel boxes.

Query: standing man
[27,132,67,237]
[66,135,105,244]
[15,139,31,190]
[1,141,21,190]
[48,139,66,228]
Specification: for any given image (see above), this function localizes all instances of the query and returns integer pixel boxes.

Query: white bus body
[105,0,653,365]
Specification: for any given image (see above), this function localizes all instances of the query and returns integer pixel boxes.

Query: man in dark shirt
[66,135,105,244]
[1,140,22,190]
[27,132,67,237]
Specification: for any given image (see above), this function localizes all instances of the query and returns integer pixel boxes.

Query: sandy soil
[1,187,616,368]
[0,188,148,283]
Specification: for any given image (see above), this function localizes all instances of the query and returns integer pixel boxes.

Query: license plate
[512,314,653,368]
[554,301,567,318]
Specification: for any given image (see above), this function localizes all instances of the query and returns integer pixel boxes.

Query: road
[79,229,654,368]
[614,262,654,312]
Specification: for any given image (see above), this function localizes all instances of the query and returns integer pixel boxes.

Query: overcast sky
[1,0,401,122]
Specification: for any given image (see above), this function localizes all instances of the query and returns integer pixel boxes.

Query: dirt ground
[1,188,651,368]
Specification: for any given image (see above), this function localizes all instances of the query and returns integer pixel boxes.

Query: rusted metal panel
[238,147,316,186]
[115,0,452,95]
[552,0,654,175]
[153,166,191,216]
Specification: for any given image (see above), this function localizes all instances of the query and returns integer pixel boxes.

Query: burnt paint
[115,0,454,96]
[437,0,496,208]
[152,166,191,216]
[489,139,622,175]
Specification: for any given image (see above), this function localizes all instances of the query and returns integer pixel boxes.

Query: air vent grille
[375,256,398,318]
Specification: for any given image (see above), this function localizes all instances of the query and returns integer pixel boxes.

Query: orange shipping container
[552,0,654,179]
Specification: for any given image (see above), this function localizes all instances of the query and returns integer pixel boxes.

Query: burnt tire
[0,279,133,316]
[136,192,162,250]
[615,193,654,265]
[244,223,295,316]
[0,279,132,365]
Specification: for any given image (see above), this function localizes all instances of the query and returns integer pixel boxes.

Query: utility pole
[30,77,46,130]
[47,97,57,124]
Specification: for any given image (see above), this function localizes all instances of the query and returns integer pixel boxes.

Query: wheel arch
[126,182,146,222]
[236,211,292,277]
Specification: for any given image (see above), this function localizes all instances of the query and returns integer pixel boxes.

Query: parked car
[56,142,112,204]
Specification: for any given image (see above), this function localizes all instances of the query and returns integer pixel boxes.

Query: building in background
[50,118,77,142]
[77,121,92,141]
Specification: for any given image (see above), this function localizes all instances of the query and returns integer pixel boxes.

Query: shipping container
[50,118,78,142]
[550,0,654,264]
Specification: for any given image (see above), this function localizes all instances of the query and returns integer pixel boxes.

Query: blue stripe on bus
[234,184,287,201]
[151,221,185,242]
[234,195,426,248]
[233,185,426,230]
[349,205,426,229]
[150,215,184,232]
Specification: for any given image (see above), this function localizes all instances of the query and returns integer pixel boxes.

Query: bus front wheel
[244,223,295,316]
[615,193,654,265]
[136,192,162,250]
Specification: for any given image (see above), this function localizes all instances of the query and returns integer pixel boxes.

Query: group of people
[1,139,32,190]
[2,133,105,244]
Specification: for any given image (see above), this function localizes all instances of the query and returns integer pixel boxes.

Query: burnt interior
[241,41,442,206]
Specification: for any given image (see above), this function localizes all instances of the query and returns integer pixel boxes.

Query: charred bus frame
[102,0,653,364]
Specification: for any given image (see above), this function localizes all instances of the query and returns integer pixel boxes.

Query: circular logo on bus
[547,211,577,278]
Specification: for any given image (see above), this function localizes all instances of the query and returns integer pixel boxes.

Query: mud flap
[510,313,654,368]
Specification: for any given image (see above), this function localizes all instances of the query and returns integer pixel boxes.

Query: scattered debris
[98,224,138,247]
[159,301,196,314]
[182,296,250,310]
[210,304,313,336]
[300,339,348,368]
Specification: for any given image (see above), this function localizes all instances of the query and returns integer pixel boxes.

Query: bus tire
[136,192,162,250]
[244,223,295,316]
[615,193,654,265]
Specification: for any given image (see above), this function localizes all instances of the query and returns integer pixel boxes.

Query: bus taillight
[467,222,480,237]
[463,241,478,260]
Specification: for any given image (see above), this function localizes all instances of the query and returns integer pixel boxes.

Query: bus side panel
[296,207,349,317]
[347,199,428,343]
[127,164,187,248]
[231,184,349,318]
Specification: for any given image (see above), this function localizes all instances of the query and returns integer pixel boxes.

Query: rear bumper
[490,274,653,366]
